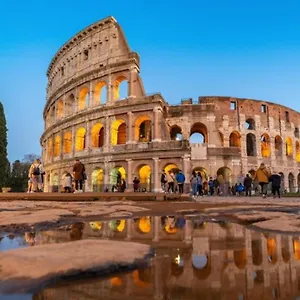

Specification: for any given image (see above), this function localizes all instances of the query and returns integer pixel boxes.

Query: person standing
[269,171,281,198]
[133,177,140,192]
[190,172,198,197]
[167,171,175,193]
[62,172,73,193]
[72,159,85,193]
[176,170,185,194]
[29,159,42,192]
[197,172,203,197]
[243,174,253,197]
[160,170,168,192]
[254,163,271,198]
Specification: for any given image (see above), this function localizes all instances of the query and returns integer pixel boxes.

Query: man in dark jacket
[243,174,253,197]
[269,171,281,198]
[73,159,85,193]
[176,170,186,194]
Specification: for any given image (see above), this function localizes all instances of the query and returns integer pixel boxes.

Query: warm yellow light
[91,123,104,147]
[296,142,300,163]
[53,135,61,157]
[57,99,64,119]
[90,222,102,230]
[229,131,241,147]
[113,76,127,100]
[91,169,104,186]
[138,217,151,233]
[63,131,72,154]
[94,81,107,105]
[78,87,89,110]
[293,239,300,260]
[286,137,293,156]
[261,134,271,158]
[111,119,126,145]
[75,127,86,151]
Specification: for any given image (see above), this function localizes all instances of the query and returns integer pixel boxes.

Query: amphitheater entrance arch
[57,99,64,119]
[275,135,283,156]
[261,133,271,158]
[91,168,104,192]
[113,76,128,100]
[170,125,183,141]
[229,131,241,147]
[111,120,126,145]
[91,123,104,148]
[288,173,295,192]
[63,132,72,154]
[192,167,209,181]
[217,167,232,184]
[135,164,152,192]
[52,173,59,192]
[75,127,86,151]
[47,139,53,160]
[296,141,300,163]
[135,116,152,142]
[246,133,256,156]
[78,87,89,110]
[94,81,107,105]
[135,217,152,234]
[54,135,61,157]
[294,238,300,260]
[164,163,179,174]
[266,236,278,264]
[190,123,207,144]
[251,239,263,266]
[110,166,126,190]
[286,137,293,157]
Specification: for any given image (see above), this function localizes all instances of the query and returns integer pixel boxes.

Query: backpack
[32,166,40,176]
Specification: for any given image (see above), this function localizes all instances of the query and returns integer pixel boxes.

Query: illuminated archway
[245,118,255,130]
[108,220,126,232]
[78,87,89,110]
[137,217,152,234]
[110,166,126,186]
[57,99,64,119]
[296,141,300,162]
[63,131,72,154]
[289,173,295,192]
[190,123,208,143]
[192,255,211,280]
[94,81,107,105]
[229,131,241,147]
[113,76,128,100]
[90,221,103,231]
[91,168,104,192]
[52,173,59,186]
[192,167,208,182]
[293,238,300,260]
[266,237,278,264]
[170,125,183,141]
[65,94,74,115]
[75,127,86,151]
[137,165,152,191]
[135,116,152,142]
[164,163,179,174]
[246,133,256,156]
[111,120,126,145]
[261,133,271,158]
[217,167,232,184]
[53,135,61,157]
[234,248,247,269]
[47,139,53,159]
[275,135,283,156]
[286,137,293,156]
[91,123,104,148]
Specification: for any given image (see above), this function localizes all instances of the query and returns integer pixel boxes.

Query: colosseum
[41,16,300,193]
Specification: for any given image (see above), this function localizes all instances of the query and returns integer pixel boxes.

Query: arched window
[78,87,89,110]
[245,118,255,130]
[63,132,72,154]
[246,133,256,156]
[94,81,107,105]
[91,123,105,148]
[75,127,86,151]
[113,76,128,100]
[57,100,64,119]
[170,126,183,141]
[229,131,241,147]
[296,141,300,163]
[261,133,271,158]
[190,123,208,144]
[275,136,283,156]
[54,135,61,157]
[111,120,126,145]
[286,137,293,156]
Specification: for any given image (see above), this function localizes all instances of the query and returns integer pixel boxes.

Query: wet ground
[2,211,300,299]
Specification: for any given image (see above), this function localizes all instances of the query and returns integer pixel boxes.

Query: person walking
[197,172,203,197]
[254,163,271,198]
[160,170,167,192]
[244,174,253,197]
[72,159,85,193]
[269,171,281,198]
[190,172,198,197]
[176,170,185,194]
[167,171,175,193]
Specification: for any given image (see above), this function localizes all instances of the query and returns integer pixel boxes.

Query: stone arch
[275,135,283,156]
[286,137,293,156]
[65,94,74,115]
[245,118,255,130]
[251,239,263,266]
[94,81,107,105]
[170,125,183,141]
[246,133,256,156]
[234,248,247,269]
[293,238,300,260]
[294,127,300,138]
[135,164,152,192]
[229,131,241,147]
[217,167,232,184]
[266,236,278,264]
[111,120,126,145]
[190,122,208,143]
[47,139,53,159]
[261,133,271,158]
[63,131,72,154]
[91,168,104,192]
[136,217,152,234]
[192,167,209,182]
[52,173,59,192]
[110,166,126,188]
[134,116,152,142]
[78,87,89,110]
[113,75,128,100]
[91,123,104,148]
[163,163,179,174]
[192,255,211,280]
[296,141,300,163]
[288,172,295,192]
[75,127,86,151]
[56,99,64,119]
[53,135,61,157]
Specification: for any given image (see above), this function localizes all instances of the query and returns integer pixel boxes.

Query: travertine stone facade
[41,16,300,192]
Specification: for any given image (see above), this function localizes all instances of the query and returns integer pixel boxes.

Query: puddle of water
[0,234,28,252]
[2,216,300,299]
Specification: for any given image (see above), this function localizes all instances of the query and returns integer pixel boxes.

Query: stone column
[50,135,54,163]
[89,81,94,107]
[129,67,137,98]
[127,111,134,143]
[153,216,160,242]
[72,126,76,156]
[153,157,160,192]
[126,159,133,191]
[60,131,64,159]
[182,154,191,193]
[223,134,230,147]
[85,121,90,150]
[184,219,192,244]
[104,161,110,191]
[152,107,162,142]
[107,74,113,103]
[125,219,132,241]
[62,94,66,118]
[104,116,111,151]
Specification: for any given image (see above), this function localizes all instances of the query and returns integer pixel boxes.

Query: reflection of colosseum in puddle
[41,16,300,193]
[33,219,300,299]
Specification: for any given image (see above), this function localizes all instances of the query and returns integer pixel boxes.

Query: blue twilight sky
[1,0,300,162]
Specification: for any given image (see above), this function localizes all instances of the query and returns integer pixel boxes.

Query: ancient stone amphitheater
[41,16,300,193]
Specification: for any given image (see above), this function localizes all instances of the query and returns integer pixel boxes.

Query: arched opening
[245,118,255,130]
[91,168,104,192]
[65,94,74,115]
[108,220,126,232]
[229,131,241,147]
[251,239,263,266]
[135,116,152,142]
[47,139,53,159]
[63,132,72,154]
[217,167,232,184]
[136,165,152,192]
[94,81,107,105]
[52,173,59,192]
[192,167,209,182]
[296,141,300,163]
[266,236,278,264]
[246,133,256,156]
[56,100,64,119]
[113,76,128,100]
[136,217,152,234]
[170,126,183,141]
[53,135,61,157]
[132,268,152,288]
[164,163,179,174]
[192,255,211,280]
[110,167,126,187]
[111,120,126,145]
[190,123,208,143]
[286,137,293,157]
[261,133,271,158]
[75,127,86,151]
[275,136,283,156]
[293,238,300,260]
[234,248,247,269]
[288,173,295,192]
[91,123,104,148]
[78,87,89,110]
[294,128,300,138]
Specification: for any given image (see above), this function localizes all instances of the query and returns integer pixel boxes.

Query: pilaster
[153,107,162,142]
[153,157,160,192]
